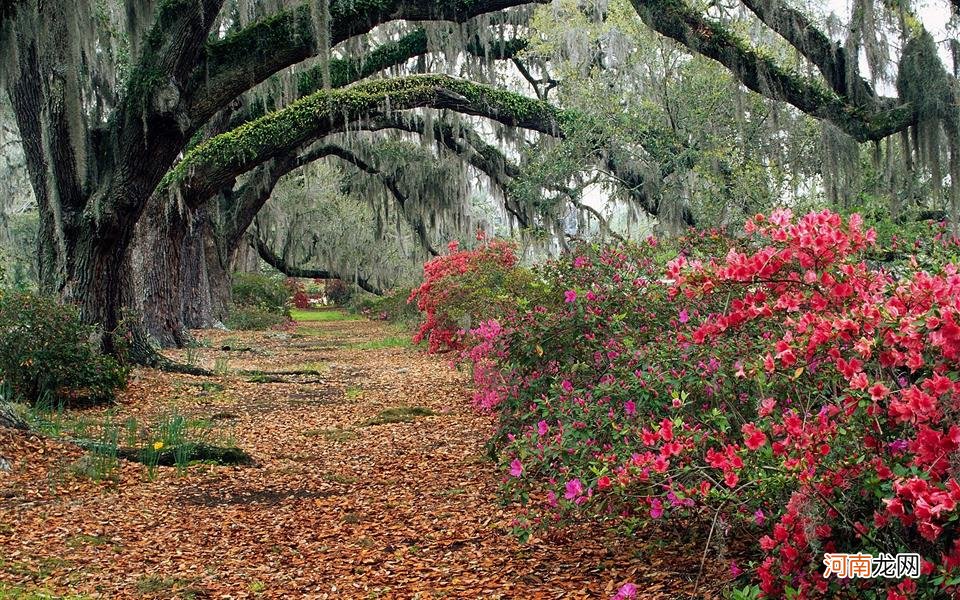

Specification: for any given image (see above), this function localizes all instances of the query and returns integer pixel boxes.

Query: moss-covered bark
[188,0,545,126]
[629,0,914,142]
[163,74,569,203]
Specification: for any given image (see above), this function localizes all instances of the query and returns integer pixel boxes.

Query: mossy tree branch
[187,0,544,126]
[737,0,879,104]
[628,0,914,142]
[254,236,384,295]
[229,29,529,130]
[163,74,568,205]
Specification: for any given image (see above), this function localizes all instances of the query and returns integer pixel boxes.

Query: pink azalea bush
[413,210,960,598]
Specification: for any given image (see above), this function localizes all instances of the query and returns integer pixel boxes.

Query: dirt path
[0,313,729,599]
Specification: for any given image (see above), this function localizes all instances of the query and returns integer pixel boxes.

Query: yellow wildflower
[153,441,164,451]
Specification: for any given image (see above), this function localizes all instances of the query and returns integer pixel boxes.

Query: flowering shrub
[419,211,960,598]
[408,239,537,353]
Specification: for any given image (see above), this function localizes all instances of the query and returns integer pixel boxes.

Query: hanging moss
[161,74,572,198]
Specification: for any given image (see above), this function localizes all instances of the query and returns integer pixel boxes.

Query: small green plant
[184,345,200,367]
[213,356,230,376]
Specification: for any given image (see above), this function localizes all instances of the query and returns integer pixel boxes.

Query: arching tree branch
[628,0,913,142]
[188,0,545,125]
[163,75,568,205]
[254,236,383,295]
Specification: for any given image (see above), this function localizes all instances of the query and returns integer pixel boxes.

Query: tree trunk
[129,195,190,348]
[0,402,28,430]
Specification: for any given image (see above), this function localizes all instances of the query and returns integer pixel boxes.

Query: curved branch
[231,29,529,129]
[188,0,544,125]
[254,236,383,295]
[737,0,877,104]
[628,0,913,142]
[162,75,568,204]
[316,143,440,256]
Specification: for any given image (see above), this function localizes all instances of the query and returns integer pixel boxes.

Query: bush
[352,287,421,325]
[408,239,543,353]
[224,305,288,331]
[231,273,292,315]
[227,273,293,330]
[326,279,353,306]
[0,292,128,406]
[425,211,960,599]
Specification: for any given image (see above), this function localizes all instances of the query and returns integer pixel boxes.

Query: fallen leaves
[0,315,735,598]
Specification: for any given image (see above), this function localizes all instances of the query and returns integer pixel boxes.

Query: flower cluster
[414,210,960,598]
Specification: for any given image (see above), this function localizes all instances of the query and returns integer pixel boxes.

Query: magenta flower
[650,498,664,519]
[561,379,574,393]
[564,289,577,303]
[678,308,689,323]
[624,400,636,416]
[754,509,765,525]
[564,479,583,500]
[612,583,637,599]
[537,420,549,436]
[509,458,523,477]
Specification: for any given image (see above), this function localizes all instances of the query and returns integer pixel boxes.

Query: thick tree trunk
[181,207,217,329]
[129,195,190,348]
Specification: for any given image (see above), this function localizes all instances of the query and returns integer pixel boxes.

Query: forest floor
[0,310,734,599]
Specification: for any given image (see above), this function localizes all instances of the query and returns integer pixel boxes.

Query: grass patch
[345,386,363,400]
[303,428,356,442]
[290,309,356,322]
[66,534,108,548]
[134,575,201,597]
[361,406,436,427]
[0,583,91,599]
[348,335,411,350]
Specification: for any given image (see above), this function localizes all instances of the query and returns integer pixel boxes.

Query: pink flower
[678,309,689,324]
[754,509,765,525]
[650,498,663,519]
[730,561,743,577]
[564,479,584,500]
[509,459,523,477]
[561,380,574,393]
[564,290,578,303]
[537,420,549,436]
[624,400,636,416]
[612,583,637,599]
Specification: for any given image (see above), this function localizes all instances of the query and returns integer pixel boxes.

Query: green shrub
[0,292,128,406]
[224,305,287,330]
[351,287,420,325]
[227,273,294,330]
[231,273,292,315]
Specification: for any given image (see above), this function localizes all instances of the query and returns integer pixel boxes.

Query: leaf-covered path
[0,312,730,598]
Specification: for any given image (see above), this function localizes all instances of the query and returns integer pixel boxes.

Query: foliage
[0,292,127,406]
[351,287,420,325]
[224,305,288,331]
[288,278,310,309]
[424,210,960,598]
[227,272,294,330]
[325,279,352,306]
[408,236,543,353]
[231,273,294,315]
